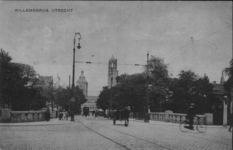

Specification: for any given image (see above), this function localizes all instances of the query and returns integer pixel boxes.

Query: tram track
[77,119,131,150]
[76,118,174,150]
[133,121,232,146]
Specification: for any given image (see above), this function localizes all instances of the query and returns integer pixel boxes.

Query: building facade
[108,55,117,88]
[76,71,88,98]
[212,71,232,126]
[81,96,98,113]
[76,71,98,112]
[35,76,53,99]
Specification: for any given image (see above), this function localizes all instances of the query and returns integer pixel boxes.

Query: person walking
[229,116,232,132]
[92,111,95,117]
[229,101,232,132]
[95,109,98,119]
[45,107,50,121]
[62,111,66,120]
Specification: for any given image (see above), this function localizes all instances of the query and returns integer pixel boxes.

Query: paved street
[0,116,232,150]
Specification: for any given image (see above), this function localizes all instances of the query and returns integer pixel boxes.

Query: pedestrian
[95,109,98,119]
[45,107,50,121]
[64,111,69,120]
[81,110,84,117]
[59,111,62,120]
[229,103,232,132]
[229,102,233,132]
[63,111,66,120]
[229,119,232,132]
[92,111,95,117]
[61,111,63,120]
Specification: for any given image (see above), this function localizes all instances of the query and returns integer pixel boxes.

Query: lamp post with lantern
[70,32,81,122]
[144,51,150,122]
[109,63,114,112]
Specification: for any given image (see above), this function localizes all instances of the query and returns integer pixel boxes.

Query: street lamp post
[110,76,113,110]
[109,63,114,115]
[144,51,150,123]
[71,32,81,122]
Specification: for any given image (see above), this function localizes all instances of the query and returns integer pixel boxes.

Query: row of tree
[97,56,232,114]
[0,49,87,111]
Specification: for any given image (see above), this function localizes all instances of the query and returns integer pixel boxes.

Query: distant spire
[110,55,115,60]
[80,70,85,78]
[220,70,225,84]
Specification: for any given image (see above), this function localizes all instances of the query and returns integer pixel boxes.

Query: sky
[0,1,232,96]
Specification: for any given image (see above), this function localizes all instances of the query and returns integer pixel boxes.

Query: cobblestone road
[0,116,232,150]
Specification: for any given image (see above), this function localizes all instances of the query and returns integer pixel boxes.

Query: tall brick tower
[108,55,117,88]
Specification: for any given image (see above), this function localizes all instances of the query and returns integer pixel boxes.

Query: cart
[113,107,130,127]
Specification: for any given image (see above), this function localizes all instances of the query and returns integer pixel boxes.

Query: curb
[0,119,76,126]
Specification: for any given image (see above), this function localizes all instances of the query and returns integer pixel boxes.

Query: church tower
[108,55,117,88]
[220,70,225,84]
[76,70,88,97]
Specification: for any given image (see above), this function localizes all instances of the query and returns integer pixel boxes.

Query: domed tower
[108,55,117,88]
[76,70,88,97]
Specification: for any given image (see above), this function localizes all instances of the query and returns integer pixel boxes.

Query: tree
[0,49,40,110]
[96,86,111,112]
[143,56,170,112]
[165,70,213,113]
[54,85,86,113]
[30,87,47,110]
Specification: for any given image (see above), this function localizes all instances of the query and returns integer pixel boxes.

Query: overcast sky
[0,1,232,96]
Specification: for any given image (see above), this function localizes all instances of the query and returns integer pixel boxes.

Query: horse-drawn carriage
[113,107,130,127]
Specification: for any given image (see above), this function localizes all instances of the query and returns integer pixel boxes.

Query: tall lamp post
[144,51,150,122]
[110,63,114,113]
[110,76,113,110]
[71,32,81,122]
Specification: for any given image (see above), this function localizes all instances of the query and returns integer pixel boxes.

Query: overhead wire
[117,2,142,31]
[167,24,232,65]
[180,24,232,53]
[75,61,145,66]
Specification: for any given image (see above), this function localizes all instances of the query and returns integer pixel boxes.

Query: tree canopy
[53,85,87,112]
[166,70,213,113]
[0,49,40,110]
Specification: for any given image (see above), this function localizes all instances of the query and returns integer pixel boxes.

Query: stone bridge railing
[130,110,213,125]
[0,109,46,123]
[11,111,46,123]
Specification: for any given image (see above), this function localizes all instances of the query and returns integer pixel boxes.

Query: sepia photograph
[0,1,232,150]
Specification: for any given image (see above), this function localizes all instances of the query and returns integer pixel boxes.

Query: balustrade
[131,111,211,125]
[10,111,46,123]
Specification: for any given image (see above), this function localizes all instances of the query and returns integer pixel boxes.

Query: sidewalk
[0,118,75,126]
[129,118,227,128]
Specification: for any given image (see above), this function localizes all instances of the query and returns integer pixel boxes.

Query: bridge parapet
[130,111,213,125]
[0,109,46,123]
[11,111,46,123]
